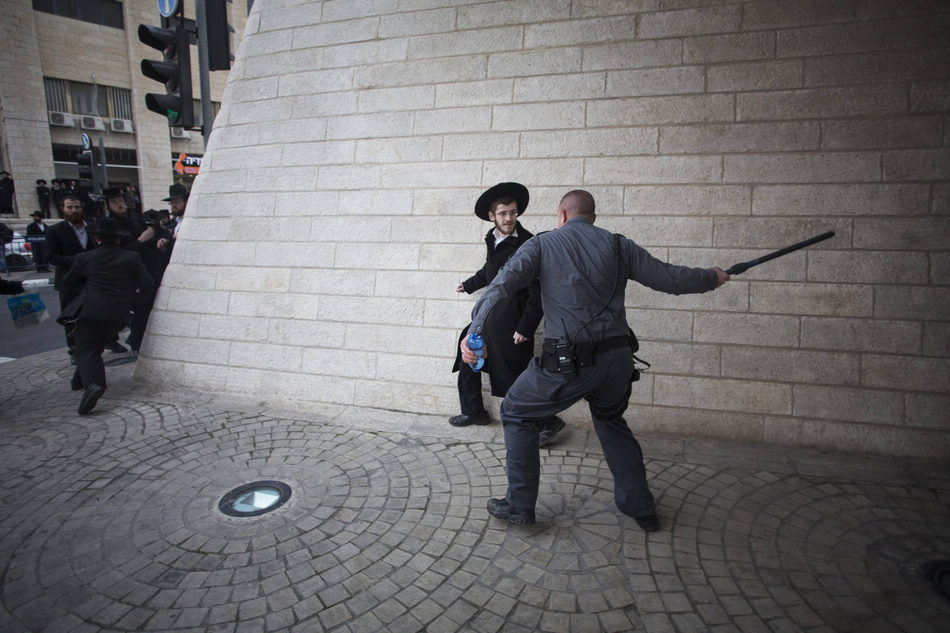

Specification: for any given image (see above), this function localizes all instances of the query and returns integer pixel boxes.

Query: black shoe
[78,383,105,415]
[105,341,127,354]
[487,498,536,525]
[70,375,83,391]
[449,413,490,427]
[633,512,660,532]
[538,416,566,447]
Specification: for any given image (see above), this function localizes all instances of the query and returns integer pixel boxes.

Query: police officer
[461,190,729,531]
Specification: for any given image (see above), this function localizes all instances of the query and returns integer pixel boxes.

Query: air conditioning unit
[170,127,191,139]
[80,115,106,131]
[110,118,134,133]
[49,112,76,127]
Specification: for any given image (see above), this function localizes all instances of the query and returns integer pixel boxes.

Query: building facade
[0,0,247,216]
[135,0,950,458]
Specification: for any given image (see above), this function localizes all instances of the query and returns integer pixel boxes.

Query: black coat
[45,220,97,291]
[62,243,154,325]
[453,221,543,396]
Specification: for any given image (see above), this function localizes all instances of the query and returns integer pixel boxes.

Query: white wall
[136,0,950,459]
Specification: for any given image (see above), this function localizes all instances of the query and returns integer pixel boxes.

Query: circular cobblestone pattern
[1,352,949,632]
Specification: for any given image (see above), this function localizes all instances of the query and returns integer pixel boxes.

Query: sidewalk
[1,348,948,633]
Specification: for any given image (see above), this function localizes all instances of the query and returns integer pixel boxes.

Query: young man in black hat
[164,183,189,239]
[101,187,143,245]
[35,179,51,218]
[451,182,565,446]
[62,218,153,414]
[26,210,49,271]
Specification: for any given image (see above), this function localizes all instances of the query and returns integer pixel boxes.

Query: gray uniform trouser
[499,347,656,518]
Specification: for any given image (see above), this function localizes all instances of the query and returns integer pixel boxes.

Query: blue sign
[80,133,91,151]
[158,0,180,18]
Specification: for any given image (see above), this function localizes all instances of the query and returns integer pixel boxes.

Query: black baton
[725,231,835,276]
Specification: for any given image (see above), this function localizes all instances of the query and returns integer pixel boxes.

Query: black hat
[31,210,43,218]
[36,179,47,185]
[142,209,162,227]
[0,171,10,177]
[163,183,189,201]
[474,182,528,221]
[101,187,124,199]
[87,218,130,238]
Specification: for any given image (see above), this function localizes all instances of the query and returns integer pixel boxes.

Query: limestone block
[923,322,950,357]
[808,251,929,284]
[588,94,734,127]
[322,39,409,69]
[260,370,357,406]
[353,379,457,415]
[522,128,656,158]
[303,348,378,379]
[639,342,721,376]
[436,80,514,108]
[483,158,584,187]
[737,86,906,121]
[883,149,950,181]
[408,26,523,59]
[744,1,855,30]
[268,318,346,348]
[375,271,467,300]
[355,57,486,89]
[312,216,393,242]
[487,49,582,78]
[806,50,949,87]
[708,61,803,92]
[639,5,741,38]
[458,0,571,29]
[380,8,456,37]
[694,313,800,347]
[289,269,376,296]
[624,308,695,341]
[792,385,903,425]
[227,292,321,321]
[442,133,520,160]
[750,283,872,317]
[661,122,818,154]
[752,184,930,217]
[905,394,950,430]
[874,286,950,321]
[338,189,414,215]
[345,324,455,357]
[356,137,440,163]
[654,376,792,416]
[862,354,950,392]
[801,317,921,354]
[414,107,492,134]
[586,156,721,184]
[854,217,950,250]
[722,348,860,386]
[423,299,472,330]
[376,353,449,385]
[622,216,713,247]
[624,185,750,216]
[582,40,681,71]
[683,32,774,64]
[723,152,880,184]
[525,15,639,47]
[166,288,231,316]
[214,267,291,293]
[822,116,943,150]
[492,102,586,131]
[199,315,273,342]
[317,296,426,326]
[230,341,303,371]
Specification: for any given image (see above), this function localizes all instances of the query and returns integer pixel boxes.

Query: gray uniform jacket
[470,216,718,344]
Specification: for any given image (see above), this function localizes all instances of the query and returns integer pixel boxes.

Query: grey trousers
[499,347,656,518]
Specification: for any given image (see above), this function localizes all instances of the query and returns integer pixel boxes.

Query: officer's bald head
[558,190,596,223]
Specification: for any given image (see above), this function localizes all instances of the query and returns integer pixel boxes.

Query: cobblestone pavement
[1,349,949,633]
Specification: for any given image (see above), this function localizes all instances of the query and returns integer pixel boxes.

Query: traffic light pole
[195,0,214,150]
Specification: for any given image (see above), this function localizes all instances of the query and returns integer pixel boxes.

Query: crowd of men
[38,182,188,414]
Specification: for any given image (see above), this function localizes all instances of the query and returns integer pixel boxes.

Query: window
[111,87,132,120]
[33,0,124,29]
[44,77,68,113]
[71,82,109,117]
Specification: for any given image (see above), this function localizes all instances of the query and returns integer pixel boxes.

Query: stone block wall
[136,0,950,459]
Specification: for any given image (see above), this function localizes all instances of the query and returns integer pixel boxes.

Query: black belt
[540,335,633,371]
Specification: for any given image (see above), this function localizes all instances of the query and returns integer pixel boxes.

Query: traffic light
[139,16,194,128]
[206,0,234,71]
[76,151,94,181]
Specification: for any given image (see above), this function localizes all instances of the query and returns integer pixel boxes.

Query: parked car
[2,231,34,270]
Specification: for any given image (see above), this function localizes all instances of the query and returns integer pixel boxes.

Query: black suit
[45,220,97,350]
[25,221,48,268]
[453,221,543,414]
[62,243,153,389]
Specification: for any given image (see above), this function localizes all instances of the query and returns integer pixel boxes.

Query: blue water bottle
[467,332,485,372]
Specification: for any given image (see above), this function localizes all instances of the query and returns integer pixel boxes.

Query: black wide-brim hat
[87,218,129,238]
[474,182,529,221]
[163,184,190,201]
[101,187,124,199]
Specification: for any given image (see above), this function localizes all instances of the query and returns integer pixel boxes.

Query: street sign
[80,133,91,151]
[158,0,180,18]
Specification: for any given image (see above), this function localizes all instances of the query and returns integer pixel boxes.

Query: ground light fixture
[218,481,292,517]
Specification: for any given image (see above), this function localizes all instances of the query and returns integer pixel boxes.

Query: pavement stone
[0,348,949,632]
